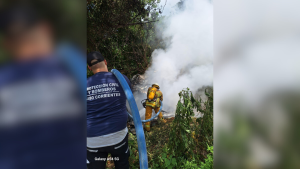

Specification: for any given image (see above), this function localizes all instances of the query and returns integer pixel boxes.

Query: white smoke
[134,0,213,114]
[214,0,300,168]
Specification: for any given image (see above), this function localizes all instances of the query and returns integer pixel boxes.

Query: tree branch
[117,20,159,28]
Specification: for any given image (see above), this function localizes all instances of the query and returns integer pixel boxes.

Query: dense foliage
[87,0,166,78]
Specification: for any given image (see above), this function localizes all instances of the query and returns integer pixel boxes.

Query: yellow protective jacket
[146,87,163,108]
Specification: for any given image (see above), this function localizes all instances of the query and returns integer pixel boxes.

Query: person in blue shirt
[86,51,131,169]
[0,4,85,169]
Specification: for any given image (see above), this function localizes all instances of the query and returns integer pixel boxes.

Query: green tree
[87,0,166,78]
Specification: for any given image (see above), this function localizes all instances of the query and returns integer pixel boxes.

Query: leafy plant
[167,88,213,168]
[200,145,214,169]
[195,87,213,152]
[168,88,197,164]
[128,133,139,168]
[182,159,200,169]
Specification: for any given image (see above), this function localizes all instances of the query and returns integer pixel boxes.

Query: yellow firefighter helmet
[152,83,159,89]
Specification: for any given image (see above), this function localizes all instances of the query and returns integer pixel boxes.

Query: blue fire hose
[56,43,86,99]
[111,69,148,169]
[127,101,163,123]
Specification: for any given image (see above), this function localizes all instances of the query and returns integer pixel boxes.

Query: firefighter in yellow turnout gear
[144,83,166,132]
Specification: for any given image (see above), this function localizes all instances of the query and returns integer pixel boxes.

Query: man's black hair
[0,3,43,37]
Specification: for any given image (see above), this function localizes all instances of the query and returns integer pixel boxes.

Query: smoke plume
[134,0,213,116]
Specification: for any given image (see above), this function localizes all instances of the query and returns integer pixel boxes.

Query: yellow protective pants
[144,106,163,131]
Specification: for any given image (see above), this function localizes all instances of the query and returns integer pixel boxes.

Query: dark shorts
[87,133,130,169]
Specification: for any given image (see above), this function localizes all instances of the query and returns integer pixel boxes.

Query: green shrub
[167,88,198,164]
[200,145,214,169]
[195,87,214,151]
[182,159,200,169]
